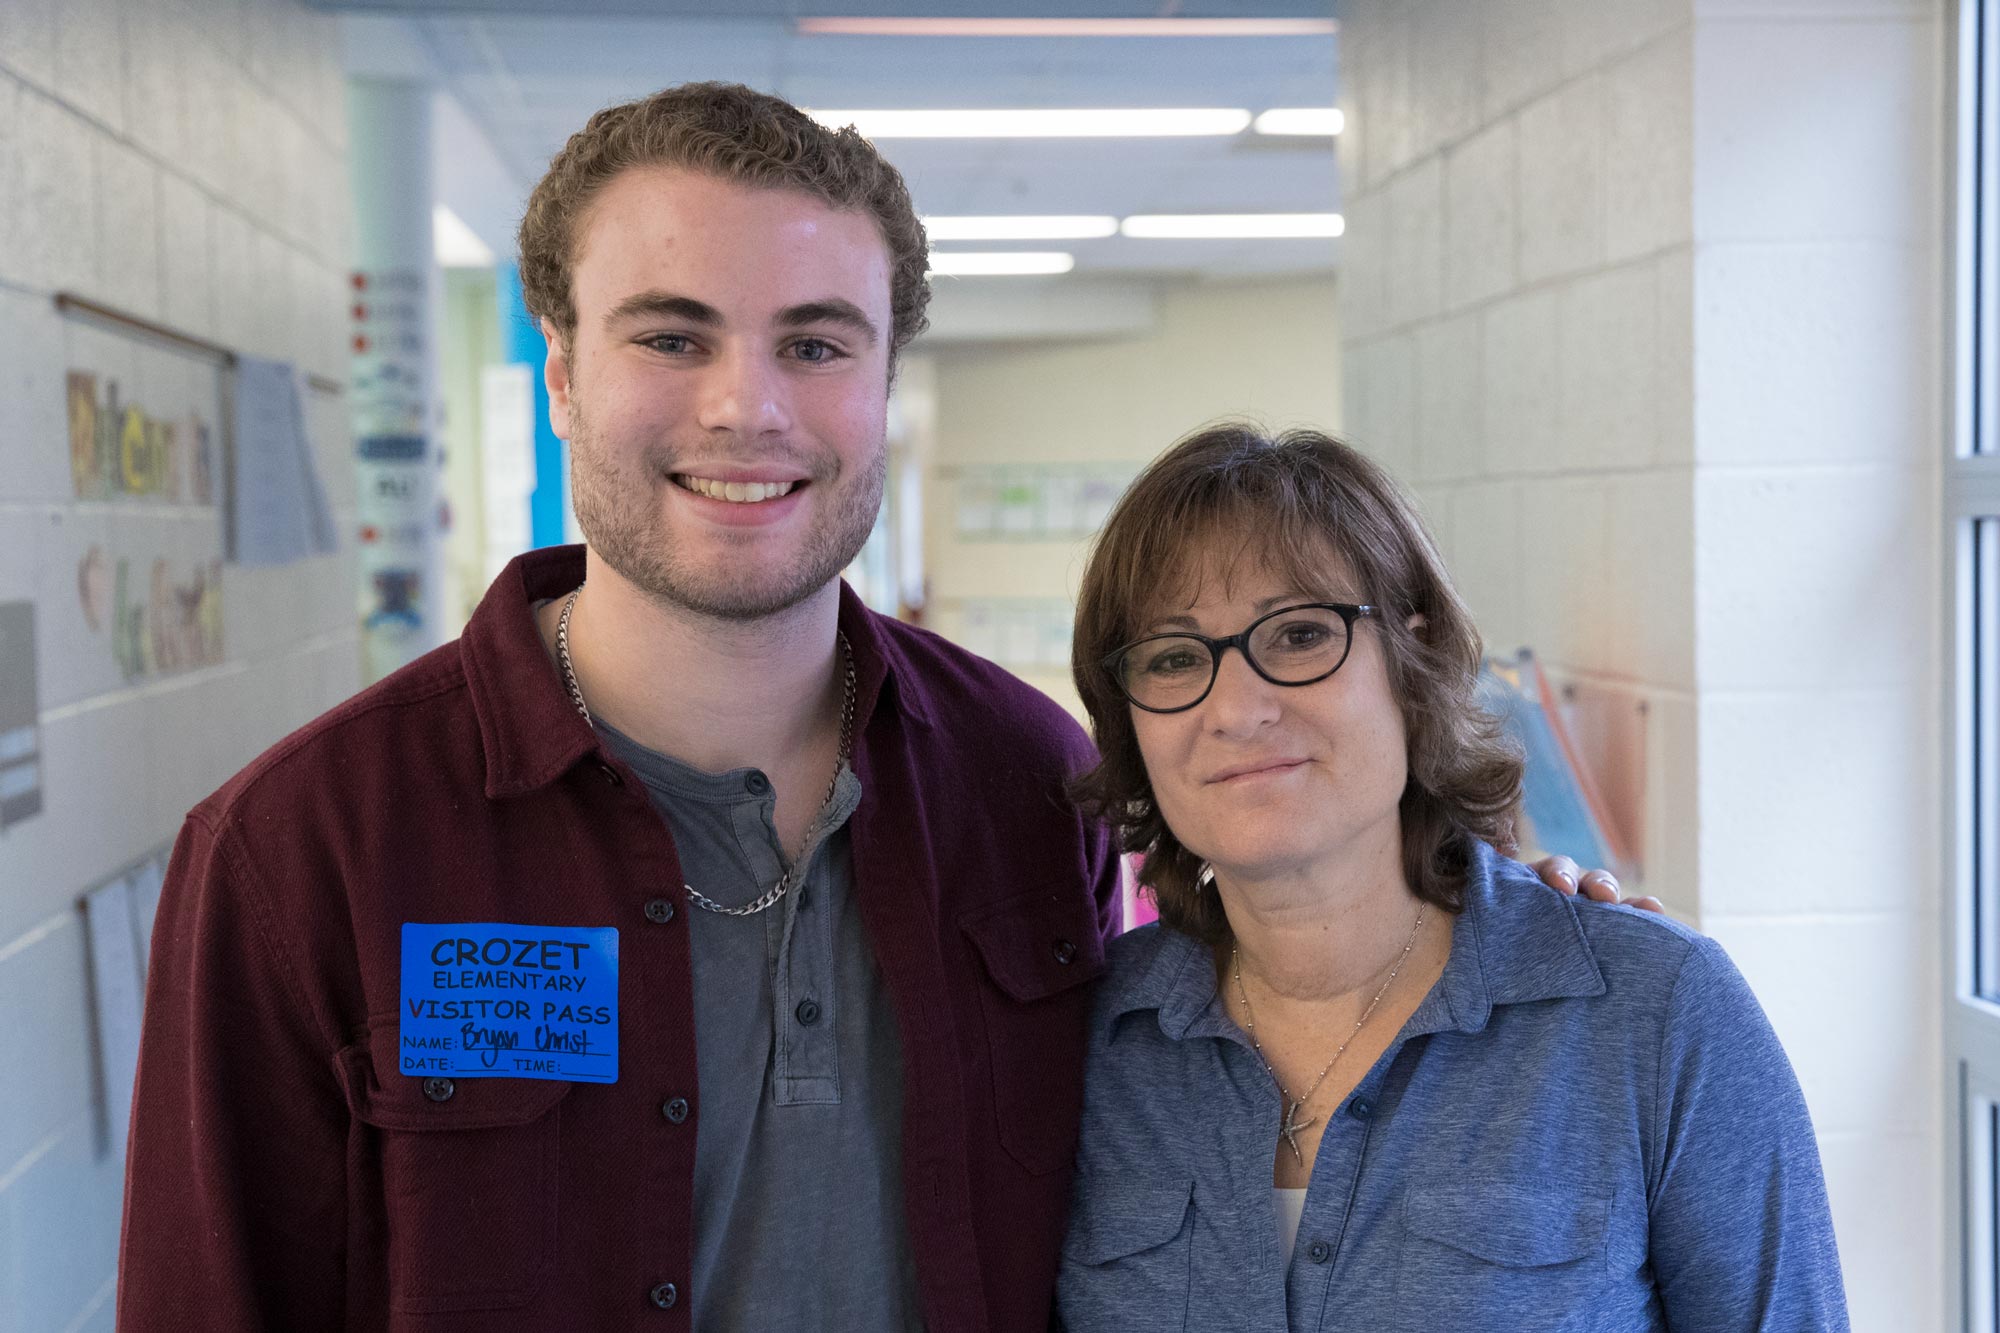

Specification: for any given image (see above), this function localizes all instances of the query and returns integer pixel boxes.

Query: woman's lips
[1206,759,1309,785]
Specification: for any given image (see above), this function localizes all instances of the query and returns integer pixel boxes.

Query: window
[1951,4,2000,1327]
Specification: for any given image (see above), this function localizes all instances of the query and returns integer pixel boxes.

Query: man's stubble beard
[566,386,887,623]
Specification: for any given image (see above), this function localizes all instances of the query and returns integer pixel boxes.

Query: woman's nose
[1202,647,1282,735]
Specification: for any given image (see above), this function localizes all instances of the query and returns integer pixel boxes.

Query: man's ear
[542,319,573,440]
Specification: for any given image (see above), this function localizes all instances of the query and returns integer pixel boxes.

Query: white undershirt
[1274,1187,1308,1263]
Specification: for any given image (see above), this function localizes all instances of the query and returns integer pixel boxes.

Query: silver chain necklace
[1231,900,1427,1165]
[556,584,857,918]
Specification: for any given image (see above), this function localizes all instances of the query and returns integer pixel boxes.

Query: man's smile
[671,473,803,503]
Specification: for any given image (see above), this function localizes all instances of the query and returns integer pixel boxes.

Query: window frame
[1949,4,2000,1328]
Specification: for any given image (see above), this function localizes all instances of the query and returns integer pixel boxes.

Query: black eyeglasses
[1103,602,1380,714]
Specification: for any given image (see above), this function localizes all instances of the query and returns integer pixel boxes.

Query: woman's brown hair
[1070,423,1522,946]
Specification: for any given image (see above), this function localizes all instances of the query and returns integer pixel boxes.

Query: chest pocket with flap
[961,889,1106,1176]
[1394,1179,1611,1330]
[339,1018,573,1315]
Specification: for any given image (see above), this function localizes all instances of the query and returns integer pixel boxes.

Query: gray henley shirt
[598,720,923,1331]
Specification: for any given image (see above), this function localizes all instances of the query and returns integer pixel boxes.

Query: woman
[1056,424,1845,1332]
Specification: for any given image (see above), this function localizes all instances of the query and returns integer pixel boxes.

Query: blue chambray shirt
[1056,843,1849,1333]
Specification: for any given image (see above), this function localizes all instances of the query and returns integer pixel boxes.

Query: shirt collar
[1403,841,1607,1037]
[461,545,932,800]
[1109,841,1606,1041]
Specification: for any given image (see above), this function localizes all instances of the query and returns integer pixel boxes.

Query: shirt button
[1307,1240,1331,1264]
[1348,1096,1374,1121]
[744,771,770,795]
[649,1281,679,1309]
[422,1077,455,1103]
[661,1097,690,1124]
[1052,938,1077,965]
[795,999,822,1026]
[644,897,676,924]
[597,762,623,787]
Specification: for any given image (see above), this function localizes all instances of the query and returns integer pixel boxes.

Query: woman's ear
[1405,612,1427,637]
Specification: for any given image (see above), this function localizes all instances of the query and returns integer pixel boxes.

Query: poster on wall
[59,317,227,701]
[0,601,42,831]
[351,268,441,680]
[951,463,1141,540]
[81,845,170,1166]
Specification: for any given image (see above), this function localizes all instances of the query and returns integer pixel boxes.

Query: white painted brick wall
[1342,2,1945,1329]
[0,2,356,1328]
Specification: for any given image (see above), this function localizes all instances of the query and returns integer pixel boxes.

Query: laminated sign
[400,923,619,1083]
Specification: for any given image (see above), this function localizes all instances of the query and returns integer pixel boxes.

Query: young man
[118,83,1632,1331]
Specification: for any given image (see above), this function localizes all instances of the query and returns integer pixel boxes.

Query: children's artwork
[996,468,1040,536]
[66,371,216,505]
[1478,650,1633,877]
[112,556,224,680]
[950,462,1140,540]
[0,602,42,831]
[60,313,228,692]
[953,470,999,537]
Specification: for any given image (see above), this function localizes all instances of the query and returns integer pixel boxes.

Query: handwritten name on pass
[399,923,618,1084]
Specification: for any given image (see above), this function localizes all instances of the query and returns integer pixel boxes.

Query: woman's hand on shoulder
[1528,854,1666,915]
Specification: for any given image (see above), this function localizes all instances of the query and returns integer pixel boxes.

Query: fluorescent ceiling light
[809,108,1252,138]
[799,18,1338,37]
[433,204,494,267]
[928,251,1075,276]
[924,215,1118,241]
[1254,108,1345,137]
[1121,213,1346,239]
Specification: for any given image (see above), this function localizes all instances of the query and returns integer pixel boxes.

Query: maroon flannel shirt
[117,545,1120,1332]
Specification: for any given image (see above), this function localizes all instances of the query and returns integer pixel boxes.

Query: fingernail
[1558,872,1576,890]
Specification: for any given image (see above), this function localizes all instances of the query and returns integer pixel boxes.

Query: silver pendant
[1278,1099,1318,1165]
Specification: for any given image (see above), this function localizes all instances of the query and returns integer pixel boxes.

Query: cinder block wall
[1339,2,1942,1328]
[0,1,356,1328]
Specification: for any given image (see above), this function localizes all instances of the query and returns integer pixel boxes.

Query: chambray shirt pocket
[1057,1176,1195,1332]
[1392,1179,1612,1331]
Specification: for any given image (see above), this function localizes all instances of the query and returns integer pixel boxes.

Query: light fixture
[808,108,1253,138]
[923,215,1118,241]
[927,252,1075,276]
[1120,213,1345,239]
[1254,108,1345,137]
[433,204,495,267]
[798,18,1337,37]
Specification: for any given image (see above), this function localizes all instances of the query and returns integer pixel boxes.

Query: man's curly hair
[517,82,930,363]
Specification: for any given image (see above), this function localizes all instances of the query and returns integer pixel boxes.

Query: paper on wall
[229,357,338,566]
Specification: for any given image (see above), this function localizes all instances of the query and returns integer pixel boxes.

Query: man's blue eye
[793,339,836,362]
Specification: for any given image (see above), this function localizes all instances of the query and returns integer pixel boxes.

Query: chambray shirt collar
[462,544,931,800]
[1112,842,1607,1042]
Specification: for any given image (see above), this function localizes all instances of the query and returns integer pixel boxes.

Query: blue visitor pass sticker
[399,923,619,1084]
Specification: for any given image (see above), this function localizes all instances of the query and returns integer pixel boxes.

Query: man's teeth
[675,476,799,503]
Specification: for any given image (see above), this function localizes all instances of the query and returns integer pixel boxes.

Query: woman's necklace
[1231,900,1428,1166]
